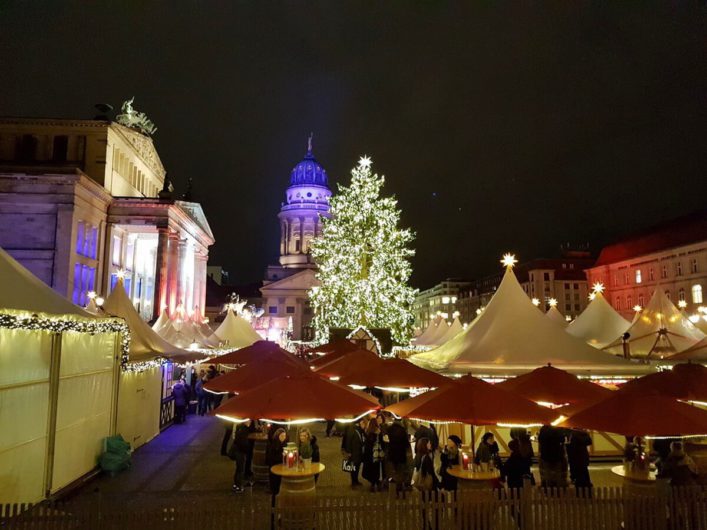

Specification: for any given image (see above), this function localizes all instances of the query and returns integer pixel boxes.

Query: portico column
[166,232,179,316]
[176,238,188,313]
[153,227,170,318]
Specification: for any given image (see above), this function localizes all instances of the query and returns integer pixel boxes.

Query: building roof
[289,136,329,187]
[594,209,707,266]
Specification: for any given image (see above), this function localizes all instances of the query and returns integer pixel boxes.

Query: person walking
[195,373,209,416]
[538,425,568,488]
[171,376,189,424]
[231,419,252,493]
[362,417,385,491]
[440,435,462,492]
[566,430,593,489]
[266,428,288,495]
[342,418,367,488]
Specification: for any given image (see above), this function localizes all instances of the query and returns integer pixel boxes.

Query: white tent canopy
[103,278,203,363]
[0,246,91,317]
[151,312,170,333]
[546,306,568,327]
[604,287,705,359]
[210,308,262,349]
[566,292,631,349]
[437,316,464,344]
[413,315,443,346]
[410,267,646,375]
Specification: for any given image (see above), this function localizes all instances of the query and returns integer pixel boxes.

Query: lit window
[268,306,278,314]
[693,285,703,304]
[635,269,642,284]
[112,235,122,266]
[442,296,450,304]
[692,259,699,274]
[679,289,686,302]
[451,296,457,304]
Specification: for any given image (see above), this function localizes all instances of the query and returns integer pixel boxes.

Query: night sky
[1,2,706,289]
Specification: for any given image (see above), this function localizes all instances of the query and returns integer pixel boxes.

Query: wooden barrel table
[271,463,326,530]
[249,432,269,485]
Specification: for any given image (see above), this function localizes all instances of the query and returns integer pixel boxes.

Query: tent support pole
[44,331,63,498]
[110,333,121,436]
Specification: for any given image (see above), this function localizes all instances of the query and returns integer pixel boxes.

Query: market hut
[209,307,262,349]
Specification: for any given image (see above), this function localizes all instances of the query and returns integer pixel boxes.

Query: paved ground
[69,413,624,504]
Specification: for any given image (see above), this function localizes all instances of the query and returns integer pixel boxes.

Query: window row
[615,259,700,286]
[614,284,703,310]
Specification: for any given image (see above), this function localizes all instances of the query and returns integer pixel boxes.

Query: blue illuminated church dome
[289,134,328,187]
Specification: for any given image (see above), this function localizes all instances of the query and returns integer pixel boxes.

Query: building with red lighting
[586,210,707,319]
[0,115,214,321]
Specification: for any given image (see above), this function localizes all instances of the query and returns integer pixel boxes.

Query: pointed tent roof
[103,278,203,363]
[410,267,645,375]
[0,246,91,317]
[546,306,568,328]
[152,312,170,333]
[210,308,262,349]
[603,287,705,359]
[669,336,707,361]
[416,318,451,347]
[566,292,631,348]
[413,316,443,346]
[437,317,464,345]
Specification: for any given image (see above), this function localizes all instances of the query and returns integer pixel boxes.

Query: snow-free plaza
[2,4,707,529]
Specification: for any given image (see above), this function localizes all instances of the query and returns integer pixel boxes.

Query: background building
[413,278,471,329]
[458,249,594,323]
[0,114,213,321]
[260,137,331,340]
[586,210,707,319]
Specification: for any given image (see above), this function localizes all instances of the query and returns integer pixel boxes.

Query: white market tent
[151,311,170,333]
[566,292,631,349]
[413,315,443,346]
[604,287,705,359]
[415,318,450,347]
[103,278,203,364]
[210,308,262,349]
[546,306,568,327]
[437,316,464,344]
[0,247,125,503]
[409,265,647,375]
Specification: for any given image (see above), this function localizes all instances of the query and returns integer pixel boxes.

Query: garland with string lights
[0,311,131,366]
[310,156,417,344]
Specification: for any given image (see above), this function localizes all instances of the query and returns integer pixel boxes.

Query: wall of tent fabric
[0,324,119,503]
[117,367,162,450]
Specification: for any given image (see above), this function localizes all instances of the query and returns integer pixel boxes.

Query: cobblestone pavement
[69,413,624,504]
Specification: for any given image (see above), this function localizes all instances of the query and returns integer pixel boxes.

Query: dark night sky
[1,2,706,289]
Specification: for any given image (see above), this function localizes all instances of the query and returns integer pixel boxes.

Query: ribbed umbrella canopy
[339,358,450,389]
[214,373,380,421]
[496,364,612,406]
[207,340,301,366]
[620,362,707,402]
[313,348,384,379]
[559,390,707,436]
[308,340,362,368]
[385,375,556,426]
[204,358,309,394]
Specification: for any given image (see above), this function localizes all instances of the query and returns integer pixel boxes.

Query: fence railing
[2,485,706,530]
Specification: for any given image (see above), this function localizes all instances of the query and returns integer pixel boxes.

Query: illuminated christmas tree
[310,156,417,344]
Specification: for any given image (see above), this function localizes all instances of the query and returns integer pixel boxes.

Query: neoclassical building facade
[261,137,331,340]
[0,116,213,321]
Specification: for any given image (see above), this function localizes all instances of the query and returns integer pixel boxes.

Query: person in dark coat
[502,439,533,489]
[342,418,367,487]
[658,441,698,486]
[414,422,439,451]
[231,420,252,493]
[171,377,189,423]
[266,428,288,495]
[475,432,501,469]
[385,419,411,491]
[413,438,439,491]
[195,371,208,416]
[566,430,593,489]
[538,425,568,488]
[440,435,462,492]
[362,417,385,491]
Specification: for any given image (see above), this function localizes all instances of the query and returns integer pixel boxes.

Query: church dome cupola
[289,134,328,187]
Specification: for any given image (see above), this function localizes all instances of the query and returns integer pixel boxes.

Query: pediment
[261,269,319,292]
[110,123,166,179]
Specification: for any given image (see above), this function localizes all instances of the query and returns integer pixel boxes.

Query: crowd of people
[171,365,224,423]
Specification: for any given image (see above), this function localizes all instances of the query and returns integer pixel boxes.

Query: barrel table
[249,432,269,485]
[447,466,501,490]
[271,463,325,530]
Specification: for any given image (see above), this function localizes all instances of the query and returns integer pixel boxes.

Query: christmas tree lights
[310,156,417,344]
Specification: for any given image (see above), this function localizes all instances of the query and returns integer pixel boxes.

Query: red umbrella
[558,389,707,436]
[496,364,612,406]
[204,358,309,394]
[385,375,556,426]
[309,341,361,368]
[214,373,381,421]
[620,362,707,402]
[339,358,450,389]
[207,340,301,366]
[304,339,358,357]
[313,348,384,379]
